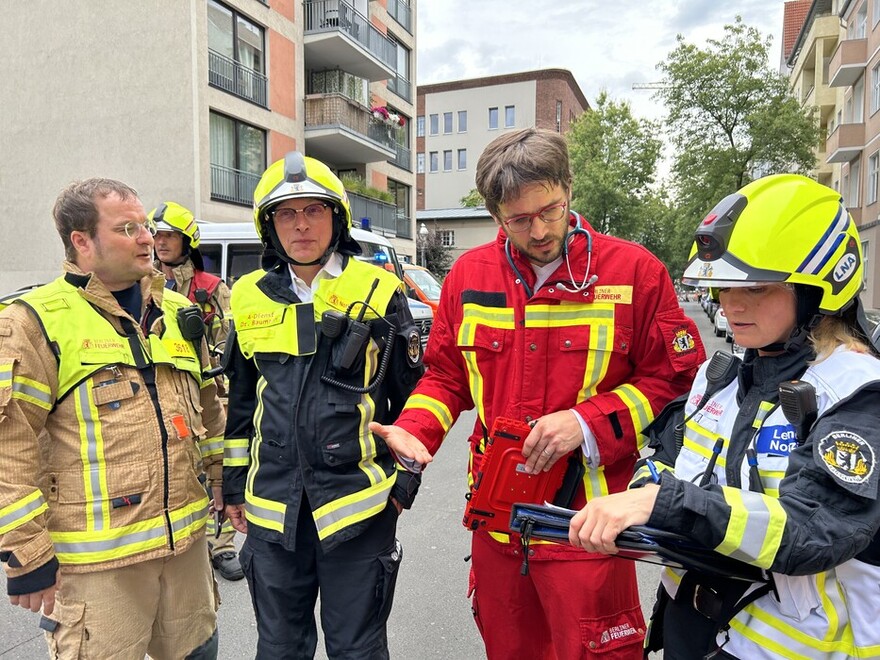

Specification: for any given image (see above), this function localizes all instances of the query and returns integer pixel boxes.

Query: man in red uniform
[373,128,704,659]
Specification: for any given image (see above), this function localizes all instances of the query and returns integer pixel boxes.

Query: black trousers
[240,498,402,660]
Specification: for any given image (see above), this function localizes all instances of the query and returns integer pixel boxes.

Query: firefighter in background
[149,202,242,582]
[373,128,704,659]
[218,152,424,658]
[0,178,225,658]
[570,174,880,659]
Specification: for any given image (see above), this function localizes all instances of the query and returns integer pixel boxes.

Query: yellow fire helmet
[681,173,863,314]
[252,151,352,239]
[148,202,201,249]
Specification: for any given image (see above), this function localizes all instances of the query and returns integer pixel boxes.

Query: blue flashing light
[360,217,371,230]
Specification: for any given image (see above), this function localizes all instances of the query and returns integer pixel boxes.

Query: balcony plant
[371,105,405,127]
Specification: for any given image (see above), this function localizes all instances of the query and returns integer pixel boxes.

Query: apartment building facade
[415,69,589,258]
[0,0,417,292]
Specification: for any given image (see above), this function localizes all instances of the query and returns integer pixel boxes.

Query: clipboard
[462,417,575,534]
[509,502,765,582]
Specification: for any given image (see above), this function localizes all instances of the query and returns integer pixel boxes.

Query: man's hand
[9,569,60,616]
[568,485,660,554]
[369,422,433,471]
[522,411,584,473]
[225,503,248,534]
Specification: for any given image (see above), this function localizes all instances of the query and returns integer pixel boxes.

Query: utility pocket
[375,538,403,626]
[579,604,645,657]
[772,573,819,622]
[43,598,87,659]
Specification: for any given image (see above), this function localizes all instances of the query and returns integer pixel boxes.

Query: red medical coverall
[395,213,704,659]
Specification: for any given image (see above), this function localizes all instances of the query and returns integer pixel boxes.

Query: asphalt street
[0,301,726,659]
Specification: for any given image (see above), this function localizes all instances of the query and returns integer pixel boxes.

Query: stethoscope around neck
[504,210,597,298]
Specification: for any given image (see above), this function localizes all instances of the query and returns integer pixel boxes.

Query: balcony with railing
[828,38,867,88]
[825,122,865,163]
[390,144,411,171]
[304,93,397,164]
[303,0,395,81]
[387,0,412,33]
[349,192,410,237]
[210,164,261,206]
[387,73,411,103]
[208,49,268,107]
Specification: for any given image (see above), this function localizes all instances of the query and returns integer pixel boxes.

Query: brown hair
[53,178,139,261]
[475,128,572,218]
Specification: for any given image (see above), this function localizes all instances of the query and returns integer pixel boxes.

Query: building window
[863,240,870,284]
[458,110,467,133]
[869,152,879,205]
[847,159,861,207]
[458,149,467,170]
[388,179,410,227]
[429,151,438,172]
[439,230,455,247]
[207,0,267,107]
[429,114,439,135]
[417,153,425,173]
[443,150,453,171]
[443,112,453,134]
[505,105,516,127]
[872,64,880,115]
[851,2,868,38]
[875,0,880,27]
[389,37,412,102]
[416,116,425,137]
[209,111,266,206]
[556,101,562,132]
[489,107,499,130]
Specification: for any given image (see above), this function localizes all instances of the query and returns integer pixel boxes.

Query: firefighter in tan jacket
[0,178,226,659]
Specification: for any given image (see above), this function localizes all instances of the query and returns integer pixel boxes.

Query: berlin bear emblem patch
[406,328,422,366]
[817,430,875,487]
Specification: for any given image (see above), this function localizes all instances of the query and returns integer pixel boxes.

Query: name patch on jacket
[592,286,632,304]
[237,309,285,330]
[756,425,798,456]
[816,430,877,496]
[111,493,143,508]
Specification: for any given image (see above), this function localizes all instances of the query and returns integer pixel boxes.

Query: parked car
[402,264,442,313]
[713,306,729,338]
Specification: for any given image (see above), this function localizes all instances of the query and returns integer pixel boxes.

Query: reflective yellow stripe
[313,477,394,540]
[583,464,609,500]
[523,303,614,327]
[200,376,215,390]
[716,487,786,568]
[246,378,268,494]
[403,394,454,432]
[74,383,110,532]
[613,383,654,448]
[683,420,729,469]
[244,490,286,533]
[356,339,383,485]
[51,499,208,564]
[462,351,486,424]
[11,376,53,410]
[198,436,224,458]
[0,490,48,534]
[752,400,776,428]
[224,438,250,467]
[459,304,515,333]
[578,309,615,401]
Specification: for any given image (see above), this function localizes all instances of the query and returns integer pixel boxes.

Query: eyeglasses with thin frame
[114,220,158,239]
[272,203,331,225]
[501,202,568,233]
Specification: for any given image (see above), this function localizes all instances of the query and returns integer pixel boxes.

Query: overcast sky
[416,1,787,123]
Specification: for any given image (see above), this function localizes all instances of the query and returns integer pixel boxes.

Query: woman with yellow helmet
[569,174,880,659]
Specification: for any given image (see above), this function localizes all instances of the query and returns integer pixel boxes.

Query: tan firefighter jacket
[0,263,226,595]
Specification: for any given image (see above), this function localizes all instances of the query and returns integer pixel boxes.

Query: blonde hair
[810,314,870,362]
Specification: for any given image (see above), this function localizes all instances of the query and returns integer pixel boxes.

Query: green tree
[419,225,454,276]
[460,188,484,208]
[657,16,820,272]
[568,91,662,241]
